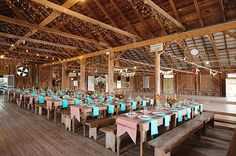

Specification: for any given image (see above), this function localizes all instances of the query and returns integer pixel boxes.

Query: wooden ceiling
[0,0,236,72]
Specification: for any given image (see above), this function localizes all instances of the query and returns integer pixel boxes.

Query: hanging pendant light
[190,49,199,56]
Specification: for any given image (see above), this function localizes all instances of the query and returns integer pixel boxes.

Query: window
[227,73,236,78]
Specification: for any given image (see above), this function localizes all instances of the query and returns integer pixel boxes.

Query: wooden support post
[79,59,86,91]
[154,51,161,96]
[49,65,53,89]
[61,62,66,90]
[108,51,114,94]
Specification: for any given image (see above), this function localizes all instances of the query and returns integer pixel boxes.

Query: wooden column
[61,62,66,90]
[108,51,115,94]
[48,65,53,89]
[79,59,86,91]
[154,51,161,96]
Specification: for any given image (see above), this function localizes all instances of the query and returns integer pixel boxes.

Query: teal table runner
[62,99,68,108]
[38,96,45,104]
[120,102,126,111]
[89,106,99,116]
[87,98,93,104]
[170,109,183,122]
[154,113,170,127]
[150,99,154,105]
[106,104,115,114]
[74,99,80,105]
[142,100,146,107]
[132,101,137,110]
[140,117,158,136]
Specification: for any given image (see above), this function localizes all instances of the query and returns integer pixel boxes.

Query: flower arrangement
[167,97,177,107]
[156,94,161,101]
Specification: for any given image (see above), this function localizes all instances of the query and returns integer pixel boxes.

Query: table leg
[117,136,121,156]
[139,130,146,156]
[54,106,58,123]
[72,117,75,132]
[47,108,50,120]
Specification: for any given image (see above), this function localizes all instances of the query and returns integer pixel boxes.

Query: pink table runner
[117,116,139,144]
[70,105,81,122]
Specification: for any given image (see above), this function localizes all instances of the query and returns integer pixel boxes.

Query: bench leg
[61,114,65,124]
[38,107,43,115]
[89,127,97,140]
[83,124,86,137]
[105,132,116,152]
[154,148,170,156]
[65,116,71,131]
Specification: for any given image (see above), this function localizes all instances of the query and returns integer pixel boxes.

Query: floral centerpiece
[167,97,177,108]
[156,94,161,102]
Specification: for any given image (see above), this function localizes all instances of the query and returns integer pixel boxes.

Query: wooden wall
[130,72,223,97]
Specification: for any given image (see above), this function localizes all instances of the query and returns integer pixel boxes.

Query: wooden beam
[144,0,185,30]
[219,0,227,22]
[9,0,81,50]
[223,30,236,39]
[94,0,117,27]
[0,15,107,47]
[0,32,79,51]
[108,51,115,94]
[193,0,204,27]
[0,41,70,56]
[79,59,86,91]
[207,34,223,71]
[41,20,236,66]
[110,0,141,37]
[30,0,138,39]
[168,0,181,21]
[154,51,161,95]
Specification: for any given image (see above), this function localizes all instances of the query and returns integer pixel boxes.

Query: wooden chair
[100,125,117,152]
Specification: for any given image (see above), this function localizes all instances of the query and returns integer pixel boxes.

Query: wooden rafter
[0,41,71,56]
[219,0,227,22]
[193,0,204,27]
[223,30,236,39]
[9,0,80,50]
[30,0,138,39]
[128,0,154,38]
[0,15,107,47]
[110,0,141,38]
[0,32,79,51]
[207,34,223,71]
[144,0,185,30]
[94,0,118,27]
[168,0,181,21]
[41,20,236,66]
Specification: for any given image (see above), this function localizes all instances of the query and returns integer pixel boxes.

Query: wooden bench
[84,116,116,140]
[34,103,47,115]
[148,112,214,156]
[100,125,117,152]
[227,128,236,156]
[59,109,71,131]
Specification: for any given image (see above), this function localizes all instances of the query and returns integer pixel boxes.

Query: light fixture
[36,54,39,56]
[26,49,29,52]
[206,61,209,65]
[106,51,110,55]
[190,49,199,56]
[46,56,48,59]
[0,55,4,58]
[134,66,137,69]
[73,70,75,73]
[11,44,14,47]
[22,40,26,44]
